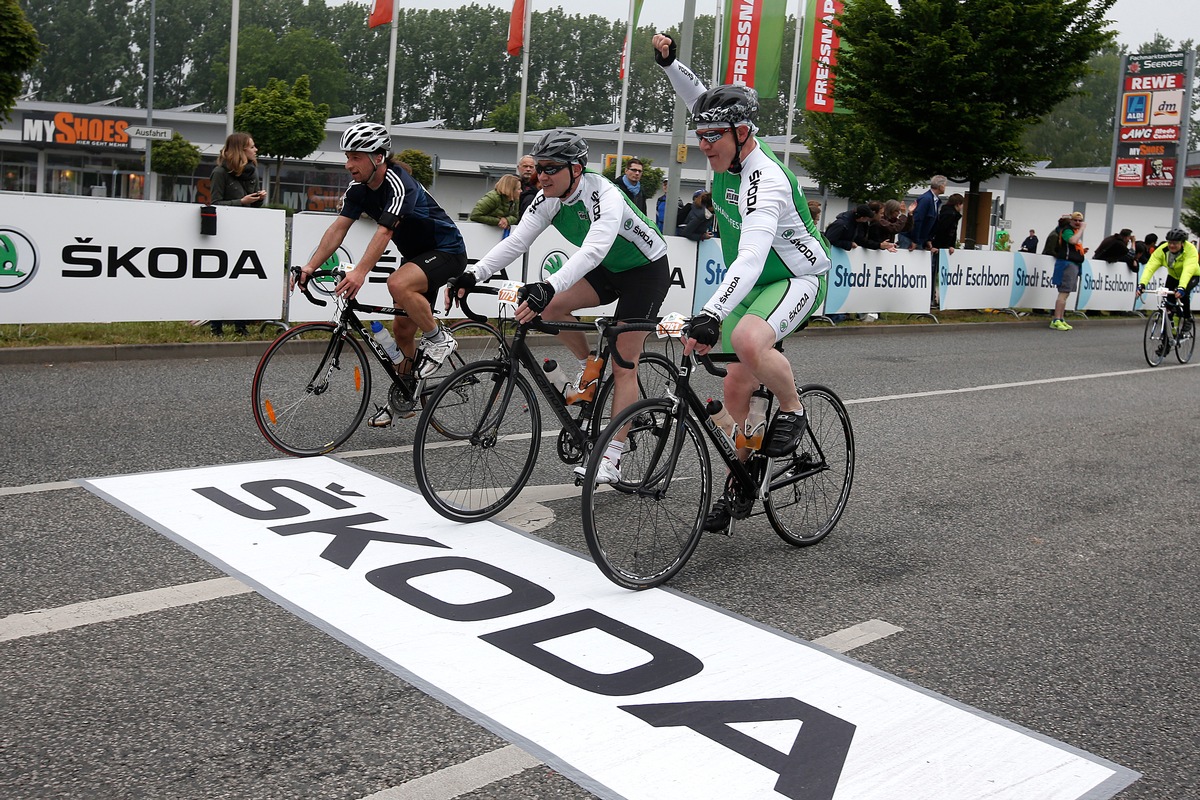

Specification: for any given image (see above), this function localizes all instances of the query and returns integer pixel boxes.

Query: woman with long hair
[208,132,266,335]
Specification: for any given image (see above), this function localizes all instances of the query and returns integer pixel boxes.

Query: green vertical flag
[719,0,787,90]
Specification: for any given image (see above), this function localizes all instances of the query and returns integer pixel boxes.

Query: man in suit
[907,175,947,251]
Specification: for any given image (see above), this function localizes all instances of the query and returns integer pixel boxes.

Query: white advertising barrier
[824,247,933,315]
[1077,258,1143,312]
[1007,252,1063,311]
[0,194,285,324]
[937,249,1018,311]
[289,213,697,324]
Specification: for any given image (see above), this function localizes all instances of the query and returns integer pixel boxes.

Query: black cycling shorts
[406,250,469,306]
[583,256,670,321]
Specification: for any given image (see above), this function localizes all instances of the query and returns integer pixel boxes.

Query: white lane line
[362,619,906,800]
[359,745,542,800]
[0,577,252,642]
[843,361,1198,406]
[0,480,77,496]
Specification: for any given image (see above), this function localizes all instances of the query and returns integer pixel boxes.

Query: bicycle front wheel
[582,398,711,590]
[1144,310,1167,367]
[1175,317,1195,363]
[413,361,541,522]
[251,323,371,456]
[766,384,854,546]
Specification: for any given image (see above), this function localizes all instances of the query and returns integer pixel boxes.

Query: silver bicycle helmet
[530,130,588,166]
[340,122,391,154]
[1165,228,1188,242]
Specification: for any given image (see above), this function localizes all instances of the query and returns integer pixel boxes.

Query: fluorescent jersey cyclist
[448,130,671,484]
[652,33,832,530]
[295,122,468,427]
[1136,227,1199,343]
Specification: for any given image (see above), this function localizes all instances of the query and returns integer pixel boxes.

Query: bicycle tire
[413,361,542,522]
[1175,317,1195,364]
[591,351,678,430]
[421,319,509,436]
[766,384,854,547]
[582,398,711,590]
[1144,310,1167,367]
[251,322,371,456]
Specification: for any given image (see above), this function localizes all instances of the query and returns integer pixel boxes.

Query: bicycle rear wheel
[251,323,371,456]
[1175,316,1195,363]
[766,384,854,546]
[413,361,541,522]
[1144,310,1167,367]
[582,398,711,590]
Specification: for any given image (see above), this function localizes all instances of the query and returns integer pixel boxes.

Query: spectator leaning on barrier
[907,175,947,251]
[870,199,909,246]
[931,193,964,255]
[1049,211,1087,331]
[1135,232,1158,267]
[826,204,898,253]
[682,190,715,241]
[1092,228,1137,272]
[469,174,520,232]
[1020,229,1039,253]
[208,131,267,337]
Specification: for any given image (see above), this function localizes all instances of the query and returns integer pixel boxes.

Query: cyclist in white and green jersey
[653,33,832,531]
[448,129,671,485]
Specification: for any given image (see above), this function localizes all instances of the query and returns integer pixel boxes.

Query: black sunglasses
[695,129,727,144]
[535,162,570,175]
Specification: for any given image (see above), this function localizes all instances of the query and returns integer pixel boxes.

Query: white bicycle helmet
[340,122,391,154]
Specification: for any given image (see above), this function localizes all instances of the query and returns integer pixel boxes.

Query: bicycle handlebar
[290,266,340,307]
[597,319,729,377]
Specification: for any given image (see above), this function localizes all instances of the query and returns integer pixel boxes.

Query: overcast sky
[344,0,1196,54]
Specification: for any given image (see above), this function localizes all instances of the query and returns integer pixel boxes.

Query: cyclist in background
[447,129,671,484]
[653,33,832,532]
[1136,227,1199,343]
[295,122,468,427]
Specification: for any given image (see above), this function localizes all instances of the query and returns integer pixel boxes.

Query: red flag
[369,0,391,29]
[507,0,525,57]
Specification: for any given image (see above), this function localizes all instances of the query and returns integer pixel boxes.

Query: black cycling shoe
[761,410,807,457]
[702,498,731,532]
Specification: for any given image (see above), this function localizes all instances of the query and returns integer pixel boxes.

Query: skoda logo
[783,229,795,239]
[308,245,353,296]
[541,250,568,279]
[0,227,39,293]
[624,219,633,230]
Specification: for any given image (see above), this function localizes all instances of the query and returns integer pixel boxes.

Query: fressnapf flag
[369,0,391,29]
[507,0,526,56]
[719,0,787,90]
[801,0,844,113]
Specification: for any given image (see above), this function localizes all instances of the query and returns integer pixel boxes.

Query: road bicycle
[251,267,506,456]
[580,322,854,590]
[411,283,678,522]
[1141,286,1195,367]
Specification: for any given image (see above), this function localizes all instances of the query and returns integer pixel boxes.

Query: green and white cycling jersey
[469,170,668,293]
[661,59,831,320]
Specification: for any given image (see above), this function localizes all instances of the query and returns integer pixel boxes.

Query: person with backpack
[1049,212,1087,331]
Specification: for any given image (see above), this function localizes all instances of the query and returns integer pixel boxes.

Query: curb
[0,316,1146,366]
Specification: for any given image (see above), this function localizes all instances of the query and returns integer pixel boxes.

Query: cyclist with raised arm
[1136,228,1199,349]
[653,33,832,532]
[447,129,671,484]
[295,122,467,427]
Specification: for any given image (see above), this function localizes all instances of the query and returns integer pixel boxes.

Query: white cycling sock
[604,439,626,464]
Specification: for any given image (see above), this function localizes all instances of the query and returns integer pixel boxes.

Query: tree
[151,131,202,196]
[20,0,140,106]
[834,0,1117,243]
[234,75,329,204]
[1182,185,1200,239]
[1022,46,1123,168]
[484,93,570,132]
[397,148,432,188]
[0,0,41,122]
[799,112,920,202]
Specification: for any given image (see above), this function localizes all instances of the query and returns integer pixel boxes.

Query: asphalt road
[1,318,1196,799]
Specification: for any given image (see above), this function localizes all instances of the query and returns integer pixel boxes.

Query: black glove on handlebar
[517,281,555,313]
[654,35,677,67]
[447,270,477,294]
[685,312,721,347]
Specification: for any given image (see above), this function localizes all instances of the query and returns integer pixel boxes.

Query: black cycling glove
[517,281,555,313]
[447,270,477,294]
[685,312,721,346]
[654,35,677,67]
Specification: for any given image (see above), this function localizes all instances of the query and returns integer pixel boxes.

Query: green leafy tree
[484,93,570,132]
[0,0,42,122]
[601,156,664,200]
[234,75,329,203]
[397,148,432,188]
[834,0,1117,241]
[799,112,920,202]
[1182,185,1200,238]
[1023,45,1122,168]
[20,0,141,105]
[150,131,202,196]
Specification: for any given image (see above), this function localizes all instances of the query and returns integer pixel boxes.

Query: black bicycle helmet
[691,84,760,127]
[1165,228,1188,242]
[530,130,589,166]
[340,122,391,154]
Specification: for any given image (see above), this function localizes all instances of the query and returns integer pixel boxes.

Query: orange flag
[369,0,391,29]
[507,0,526,56]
